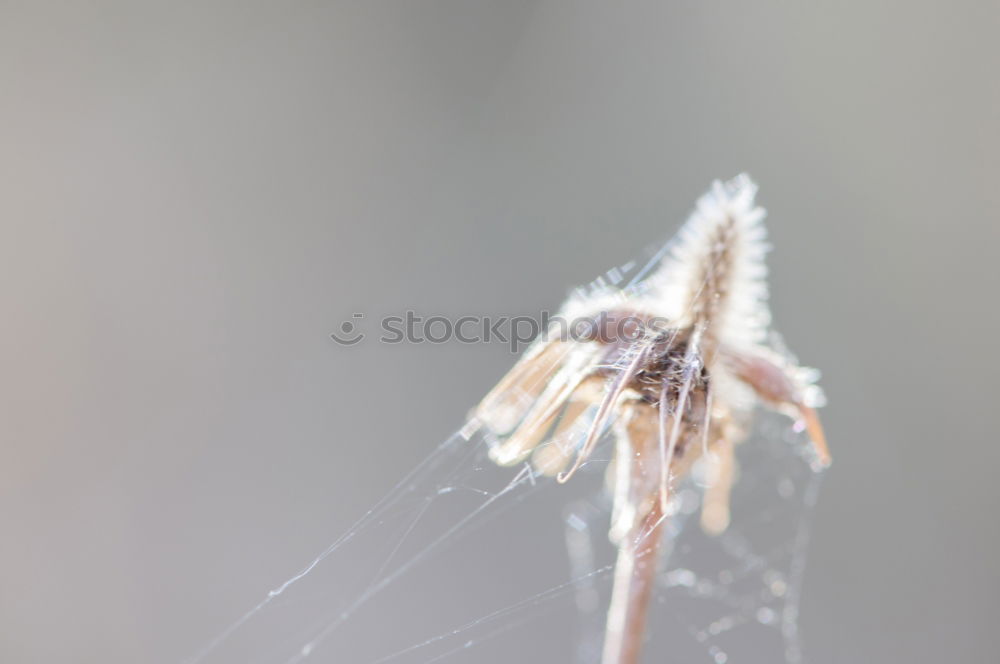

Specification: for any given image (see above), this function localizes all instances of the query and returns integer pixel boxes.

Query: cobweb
[184,252,826,664]
[184,404,823,664]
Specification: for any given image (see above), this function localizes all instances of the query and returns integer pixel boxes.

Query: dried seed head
[474,175,828,492]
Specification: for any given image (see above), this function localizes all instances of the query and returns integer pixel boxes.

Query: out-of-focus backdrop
[2,2,998,663]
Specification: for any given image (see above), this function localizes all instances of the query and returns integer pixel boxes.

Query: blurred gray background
[2,1,998,662]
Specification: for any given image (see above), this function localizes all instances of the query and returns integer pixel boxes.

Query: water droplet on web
[763,570,788,597]
[665,568,696,587]
[757,607,776,624]
[708,645,729,664]
[708,616,735,635]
